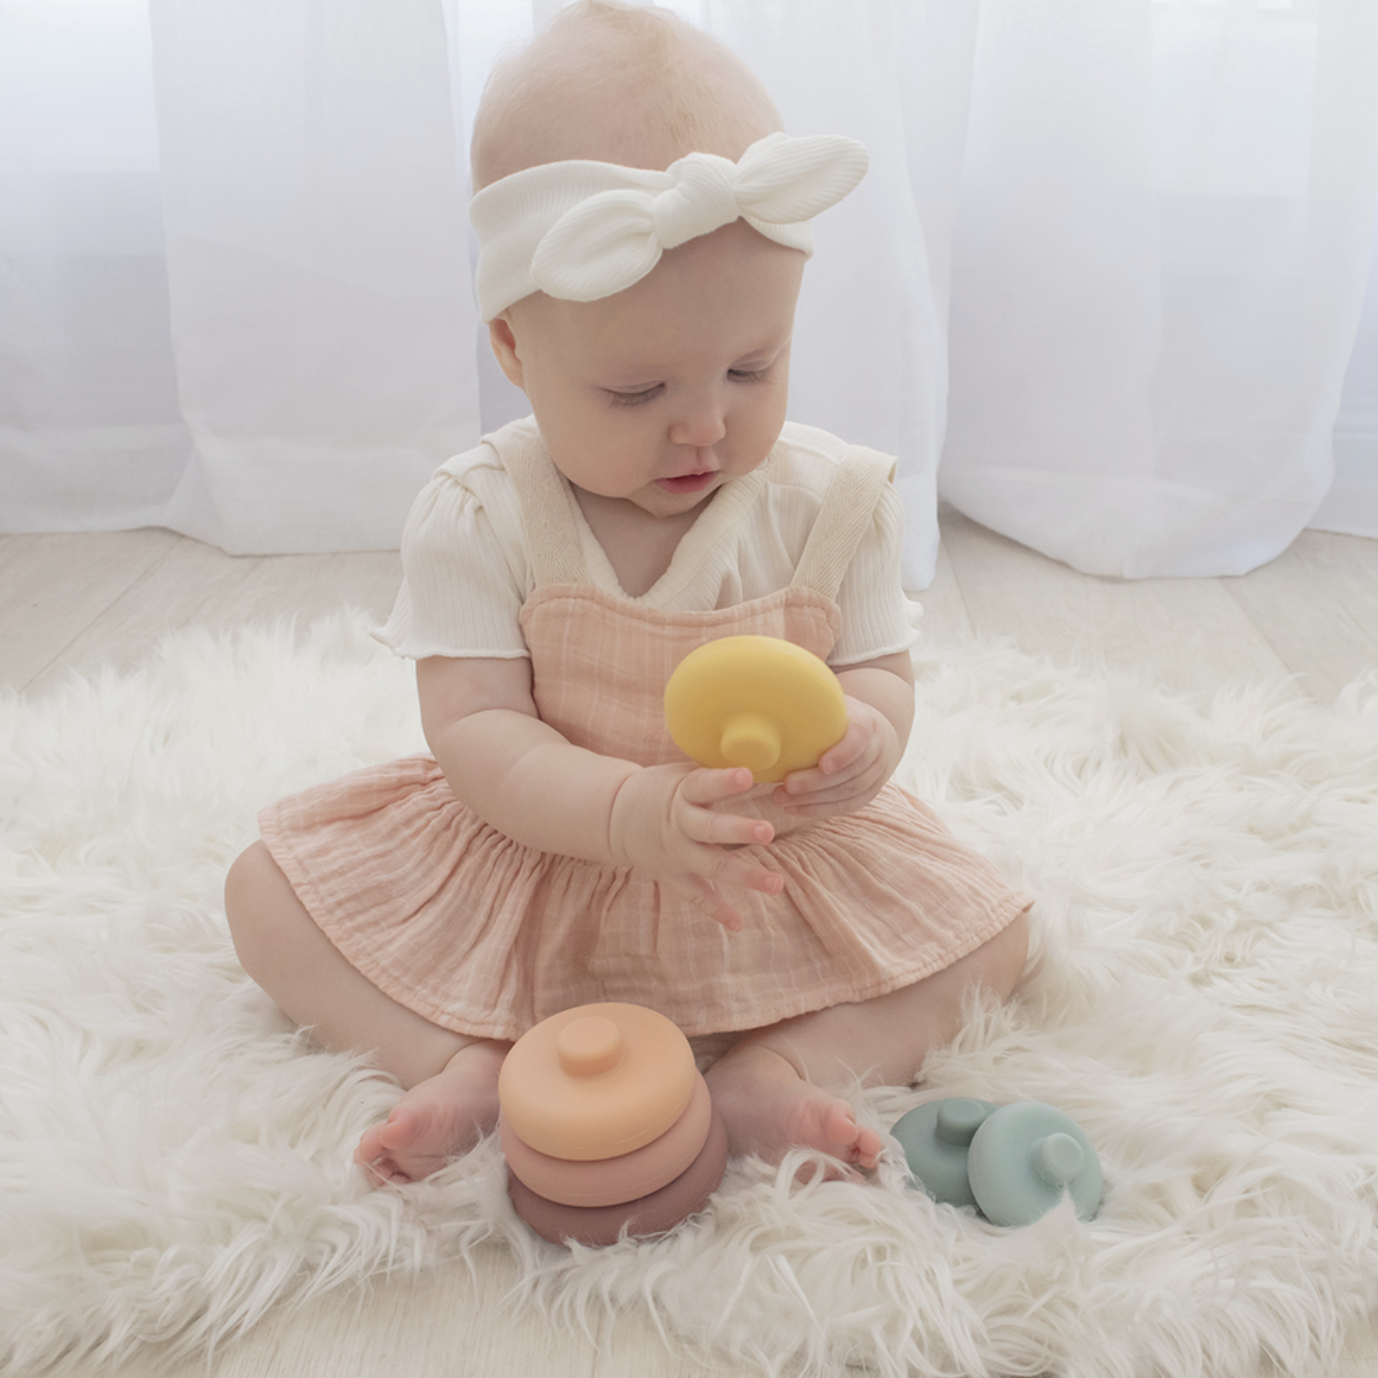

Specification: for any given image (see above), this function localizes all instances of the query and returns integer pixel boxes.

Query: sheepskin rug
[3,612,1377,1378]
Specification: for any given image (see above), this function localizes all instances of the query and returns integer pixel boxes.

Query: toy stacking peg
[889,1098,1000,1210]
[663,635,849,783]
[892,1097,1102,1227]
[965,1101,1102,1227]
[498,1003,728,1247]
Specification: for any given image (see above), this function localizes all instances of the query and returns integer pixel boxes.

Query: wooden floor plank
[937,507,1299,699]
[592,1298,763,1378]
[1222,529,1378,704]
[62,1251,600,1378]
[0,532,40,575]
[21,536,402,697]
[0,529,182,692]
[912,528,976,646]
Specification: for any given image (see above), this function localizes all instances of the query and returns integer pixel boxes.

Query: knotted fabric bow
[470,132,869,321]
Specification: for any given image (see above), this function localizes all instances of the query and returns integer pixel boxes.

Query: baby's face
[494,220,805,521]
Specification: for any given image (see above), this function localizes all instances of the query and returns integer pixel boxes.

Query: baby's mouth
[655,471,718,495]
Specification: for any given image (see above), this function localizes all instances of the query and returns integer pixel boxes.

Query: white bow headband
[470,131,869,321]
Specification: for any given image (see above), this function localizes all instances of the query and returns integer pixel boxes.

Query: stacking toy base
[508,1108,728,1246]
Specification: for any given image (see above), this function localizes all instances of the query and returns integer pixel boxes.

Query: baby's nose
[668,398,727,448]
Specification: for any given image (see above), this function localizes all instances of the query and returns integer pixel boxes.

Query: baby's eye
[728,367,769,383]
[606,385,663,407]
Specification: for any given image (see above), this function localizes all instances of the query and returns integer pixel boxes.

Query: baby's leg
[224,841,510,1183]
[705,912,1029,1173]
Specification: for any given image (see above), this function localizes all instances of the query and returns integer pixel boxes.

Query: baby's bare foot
[705,1041,883,1176]
[355,1039,508,1185]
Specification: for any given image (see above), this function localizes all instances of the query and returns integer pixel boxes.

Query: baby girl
[225,0,1030,1185]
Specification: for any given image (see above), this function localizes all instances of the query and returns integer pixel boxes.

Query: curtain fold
[702,0,946,586]
[0,0,191,532]
[2,0,1375,574]
[1314,205,1378,536]
[936,0,1378,577]
[148,0,481,553]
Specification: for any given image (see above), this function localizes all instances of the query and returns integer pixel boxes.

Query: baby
[225,0,1030,1185]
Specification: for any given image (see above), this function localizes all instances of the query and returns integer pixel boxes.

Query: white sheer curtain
[2,0,1376,579]
[935,0,1378,575]
[1,0,481,555]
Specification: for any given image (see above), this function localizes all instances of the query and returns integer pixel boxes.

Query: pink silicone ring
[507,1107,729,1247]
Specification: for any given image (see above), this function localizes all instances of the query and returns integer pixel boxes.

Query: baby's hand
[608,764,784,932]
[771,696,899,820]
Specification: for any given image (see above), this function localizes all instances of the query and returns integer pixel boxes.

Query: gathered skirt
[260,755,1030,1041]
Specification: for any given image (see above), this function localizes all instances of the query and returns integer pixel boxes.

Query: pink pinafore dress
[260,428,1030,1042]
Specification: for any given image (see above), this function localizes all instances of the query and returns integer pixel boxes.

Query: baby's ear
[488,315,525,389]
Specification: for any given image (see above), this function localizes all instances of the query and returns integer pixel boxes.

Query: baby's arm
[417,656,783,931]
[772,649,915,819]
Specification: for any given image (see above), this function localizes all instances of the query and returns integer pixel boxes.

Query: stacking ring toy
[663,635,848,783]
[499,1002,728,1247]
[497,1003,697,1160]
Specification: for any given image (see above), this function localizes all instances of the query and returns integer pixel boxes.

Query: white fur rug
[3,614,1377,1378]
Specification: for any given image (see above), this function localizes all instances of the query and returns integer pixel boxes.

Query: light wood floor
[4,511,1378,1378]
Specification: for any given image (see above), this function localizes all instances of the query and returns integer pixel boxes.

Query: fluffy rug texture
[2,613,1377,1378]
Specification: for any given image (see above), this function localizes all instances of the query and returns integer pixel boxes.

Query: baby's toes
[354,1124,384,1168]
[852,1123,885,1171]
[818,1101,883,1171]
[820,1100,861,1149]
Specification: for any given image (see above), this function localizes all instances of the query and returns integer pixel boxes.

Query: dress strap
[791,445,897,600]
[485,422,589,586]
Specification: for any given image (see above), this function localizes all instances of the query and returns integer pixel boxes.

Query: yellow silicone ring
[664,635,848,784]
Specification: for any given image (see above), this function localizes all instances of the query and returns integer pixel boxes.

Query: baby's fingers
[777,778,882,817]
[692,877,745,932]
[693,808,774,848]
[674,865,780,932]
[712,850,784,899]
[680,766,758,805]
[679,768,774,847]
[774,755,888,817]
[815,719,873,778]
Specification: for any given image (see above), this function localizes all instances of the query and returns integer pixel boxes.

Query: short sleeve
[830,481,924,666]
[373,462,531,660]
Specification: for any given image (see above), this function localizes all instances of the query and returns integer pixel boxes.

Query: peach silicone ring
[663,635,848,784]
[497,1003,697,1160]
[500,1071,714,1207]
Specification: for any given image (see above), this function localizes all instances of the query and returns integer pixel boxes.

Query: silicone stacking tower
[498,1003,728,1246]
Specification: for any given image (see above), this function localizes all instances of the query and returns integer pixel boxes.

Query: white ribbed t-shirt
[375,417,922,667]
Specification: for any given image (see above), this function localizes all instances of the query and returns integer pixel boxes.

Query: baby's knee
[223,840,292,978]
[983,909,1030,1000]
